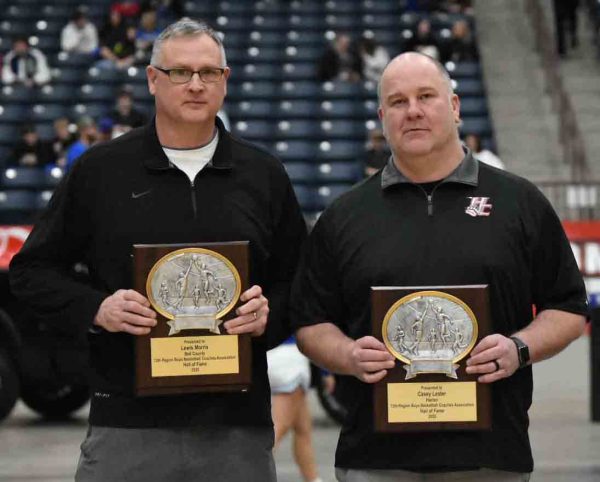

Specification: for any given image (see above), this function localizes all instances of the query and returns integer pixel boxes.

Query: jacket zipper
[416,183,444,217]
[190,180,197,218]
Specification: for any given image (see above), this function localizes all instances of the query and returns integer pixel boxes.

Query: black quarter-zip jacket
[291,151,588,472]
[10,118,307,428]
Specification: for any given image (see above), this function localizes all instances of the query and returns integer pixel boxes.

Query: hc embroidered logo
[465,197,492,217]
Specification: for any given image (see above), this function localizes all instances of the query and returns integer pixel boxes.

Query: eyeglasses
[153,66,226,84]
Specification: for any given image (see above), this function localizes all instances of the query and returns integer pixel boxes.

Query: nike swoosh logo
[131,190,152,199]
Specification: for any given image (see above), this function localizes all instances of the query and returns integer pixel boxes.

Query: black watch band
[510,336,530,369]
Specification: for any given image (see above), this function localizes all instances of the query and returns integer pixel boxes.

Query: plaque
[372,285,492,432]
[133,242,251,397]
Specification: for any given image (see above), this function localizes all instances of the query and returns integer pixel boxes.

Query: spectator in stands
[98,8,136,69]
[445,19,478,63]
[2,36,51,87]
[52,117,77,168]
[317,33,362,83]
[464,133,505,170]
[405,19,441,60]
[110,0,141,19]
[141,0,184,24]
[65,116,98,169]
[8,124,55,167]
[552,0,580,57]
[364,128,390,177]
[110,86,148,137]
[60,8,99,54]
[98,117,115,141]
[358,37,390,83]
[135,9,161,63]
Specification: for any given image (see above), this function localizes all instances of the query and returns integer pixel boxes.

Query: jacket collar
[142,116,233,171]
[381,146,479,190]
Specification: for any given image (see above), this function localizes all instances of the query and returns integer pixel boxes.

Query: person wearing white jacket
[2,37,51,87]
[60,10,99,54]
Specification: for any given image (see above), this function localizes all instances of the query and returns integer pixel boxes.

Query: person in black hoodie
[10,18,306,482]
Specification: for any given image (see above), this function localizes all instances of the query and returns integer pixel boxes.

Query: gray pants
[336,468,531,482]
[75,425,276,482]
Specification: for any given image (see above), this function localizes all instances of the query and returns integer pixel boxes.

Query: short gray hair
[150,18,227,67]
[377,52,454,105]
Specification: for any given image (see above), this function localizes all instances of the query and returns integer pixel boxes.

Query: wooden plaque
[372,285,492,432]
[133,241,251,397]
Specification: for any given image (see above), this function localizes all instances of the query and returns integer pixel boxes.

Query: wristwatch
[510,336,530,369]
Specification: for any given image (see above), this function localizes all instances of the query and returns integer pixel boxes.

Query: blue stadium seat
[52,67,86,84]
[460,117,493,137]
[454,79,484,97]
[30,36,61,53]
[286,31,327,46]
[284,45,322,62]
[0,190,38,224]
[123,67,148,84]
[1,167,46,189]
[221,32,247,49]
[246,47,283,63]
[44,166,65,187]
[314,162,361,183]
[33,122,55,140]
[0,125,18,146]
[445,61,480,79]
[70,103,111,120]
[41,4,75,18]
[313,184,353,210]
[55,52,96,68]
[227,100,276,119]
[4,5,38,20]
[248,31,285,46]
[37,84,75,104]
[29,104,69,123]
[318,120,363,138]
[321,81,362,100]
[85,67,128,84]
[292,184,316,211]
[319,100,359,118]
[276,100,318,118]
[281,63,316,81]
[230,82,277,101]
[238,64,280,82]
[362,14,402,28]
[289,15,327,30]
[283,162,315,183]
[325,15,359,30]
[0,105,26,124]
[0,20,32,37]
[232,120,274,140]
[273,140,316,162]
[34,19,64,36]
[275,120,318,139]
[280,81,320,99]
[251,15,287,30]
[129,84,153,102]
[316,140,362,161]
[459,97,488,117]
[77,84,115,103]
[0,85,37,104]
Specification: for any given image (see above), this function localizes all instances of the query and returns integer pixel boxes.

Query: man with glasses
[10,18,305,482]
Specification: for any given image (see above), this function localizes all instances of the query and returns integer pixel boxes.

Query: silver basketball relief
[383,292,478,379]
[147,249,241,335]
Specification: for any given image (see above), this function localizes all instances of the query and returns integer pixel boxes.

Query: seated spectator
[364,128,390,177]
[111,1,142,19]
[60,8,99,54]
[66,117,99,170]
[98,117,115,142]
[358,37,390,83]
[405,19,441,60]
[464,133,505,170]
[445,19,478,63]
[8,124,55,168]
[110,86,148,137]
[98,8,136,69]
[135,9,161,63]
[317,33,362,83]
[141,0,183,24]
[2,36,51,87]
[52,117,77,168]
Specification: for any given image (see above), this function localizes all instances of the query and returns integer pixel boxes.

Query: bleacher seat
[281,63,316,81]
[52,67,86,84]
[1,167,46,189]
[314,184,353,210]
[280,81,320,99]
[232,120,274,140]
[227,100,275,119]
[318,120,363,138]
[277,100,318,119]
[314,162,361,183]
[273,140,316,161]
[70,103,111,120]
[0,105,26,124]
[37,84,75,104]
[284,162,314,183]
[292,184,316,211]
[316,140,362,161]
[0,85,37,104]
[44,166,65,187]
[460,117,493,137]
[0,125,18,146]
[275,119,317,139]
[77,84,114,103]
[29,104,68,123]
[0,190,38,224]
[239,64,280,82]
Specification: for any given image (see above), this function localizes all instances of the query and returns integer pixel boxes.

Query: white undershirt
[162,131,220,184]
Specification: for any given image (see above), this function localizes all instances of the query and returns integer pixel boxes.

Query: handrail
[525,0,588,181]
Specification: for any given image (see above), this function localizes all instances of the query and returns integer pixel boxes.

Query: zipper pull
[427,195,433,216]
